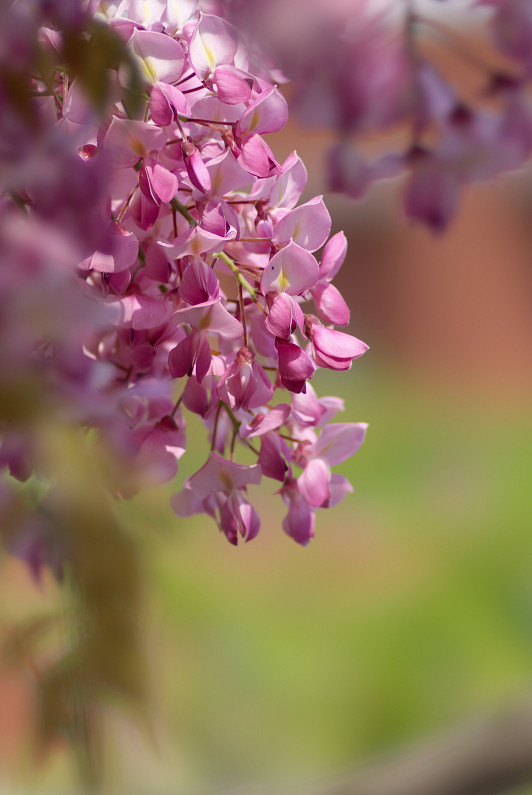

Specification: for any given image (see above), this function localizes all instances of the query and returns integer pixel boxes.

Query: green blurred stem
[214,251,264,309]
[170,197,198,227]
[220,401,259,456]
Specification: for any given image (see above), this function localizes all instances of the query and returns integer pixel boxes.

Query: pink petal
[281,485,315,546]
[272,196,332,253]
[182,375,210,417]
[261,241,319,297]
[319,231,347,281]
[206,300,244,340]
[312,423,368,466]
[117,294,172,330]
[214,65,253,105]
[108,269,131,294]
[144,241,171,282]
[219,498,239,545]
[161,226,227,259]
[144,159,178,203]
[265,292,304,338]
[133,424,186,486]
[138,165,159,204]
[149,83,174,127]
[268,151,307,210]
[150,81,189,127]
[183,144,212,193]
[237,134,275,178]
[172,298,242,340]
[104,117,166,167]
[200,199,231,237]
[316,396,345,426]
[171,484,215,519]
[247,360,274,410]
[241,404,291,438]
[194,333,213,383]
[258,432,290,482]
[240,500,260,542]
[328,474,354,508]
[205,149,252,197]
[163,0,198,33]
[298,457,331,508]
[188,452,261,498]
[168,332,212,383]
[311,324,369,361]
[217,351,273,412]
[311,283,350,326]
[276,339,316,393]
[129,28,185,84]
[189,13,238,81]
[129,189,160,231]
[63,78,93,125]
[290,384,326,427]
[89,222,138,274]
[237,86,288,136]
[219,494,260,544]
[179,260,220,305]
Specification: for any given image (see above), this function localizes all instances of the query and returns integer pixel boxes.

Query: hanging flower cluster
[226,0,532,232]
[0,0,368,563]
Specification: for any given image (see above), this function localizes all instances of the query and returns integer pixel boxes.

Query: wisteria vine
[2,0,531,574]
[0,0,370,573]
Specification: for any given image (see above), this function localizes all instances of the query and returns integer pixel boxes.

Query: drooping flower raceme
[0,0,368,564]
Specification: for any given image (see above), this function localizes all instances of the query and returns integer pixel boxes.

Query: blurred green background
[114,369,532,794]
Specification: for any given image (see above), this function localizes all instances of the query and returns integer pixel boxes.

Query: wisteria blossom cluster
[227,0,532,232]
[0,0,369,569]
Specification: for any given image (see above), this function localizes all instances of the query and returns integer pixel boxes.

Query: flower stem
[170,197,198,227]
[214,251,265,310]
[239,283,248,347]
[211,400,224,451]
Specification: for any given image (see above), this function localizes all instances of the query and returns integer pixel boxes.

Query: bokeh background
[2,3,532,793]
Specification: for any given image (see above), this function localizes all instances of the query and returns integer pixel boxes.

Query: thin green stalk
[170,197,198,227]
[214,251,265,312]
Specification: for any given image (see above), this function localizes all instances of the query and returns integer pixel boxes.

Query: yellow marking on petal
[248,109,260,132]
[212,169,221,195]
[220,470,233,490]
[278,269,290,292]
[129,135,147,158]
[142,57,157,83]
[203,40,217,73]
[199,308,212,330]
[170,0,183,27]
[191,238,199,255]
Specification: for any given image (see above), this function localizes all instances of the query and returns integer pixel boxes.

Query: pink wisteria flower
[0,0,369,562]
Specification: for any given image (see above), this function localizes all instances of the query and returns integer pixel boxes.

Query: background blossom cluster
[0,0,369,570]
[227,0,532,232]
